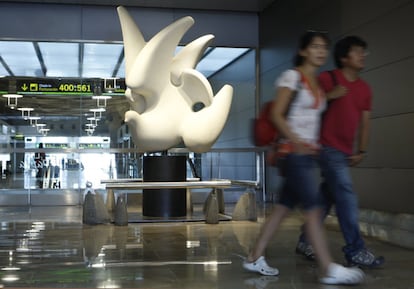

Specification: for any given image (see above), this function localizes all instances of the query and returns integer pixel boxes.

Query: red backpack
[253,101,278,146]
[253,69,323,147]
[253,74,302,147]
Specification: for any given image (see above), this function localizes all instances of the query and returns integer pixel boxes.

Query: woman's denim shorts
[278,153,322,211]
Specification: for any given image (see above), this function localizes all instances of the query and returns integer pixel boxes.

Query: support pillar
[142,155,187,217]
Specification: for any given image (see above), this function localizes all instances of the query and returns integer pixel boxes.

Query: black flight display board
[0,77,126,95]
[18,78,93,94]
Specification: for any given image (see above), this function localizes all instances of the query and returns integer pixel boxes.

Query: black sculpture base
[142,155,187,217]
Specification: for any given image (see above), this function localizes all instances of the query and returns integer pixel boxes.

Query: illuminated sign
[44,143,69,149]
[17,79,95,94]
[78,143,105,149]
[0,77,126,95]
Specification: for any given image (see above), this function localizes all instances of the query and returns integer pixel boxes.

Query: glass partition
[0,40,261,206]
[0,144,265,206]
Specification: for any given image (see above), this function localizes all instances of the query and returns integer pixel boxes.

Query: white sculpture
[117,6,233,153]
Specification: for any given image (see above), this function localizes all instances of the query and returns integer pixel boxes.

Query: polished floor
[0,204,413,289]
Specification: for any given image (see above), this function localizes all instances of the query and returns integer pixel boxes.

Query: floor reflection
[0,206,412,288]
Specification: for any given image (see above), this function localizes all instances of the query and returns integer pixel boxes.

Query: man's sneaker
[346,248,385,268]
[295,241,315,261]
[243,256,279,276]
[320,263,365,285]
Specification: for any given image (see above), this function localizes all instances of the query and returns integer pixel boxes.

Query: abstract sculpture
[117,6,233,153]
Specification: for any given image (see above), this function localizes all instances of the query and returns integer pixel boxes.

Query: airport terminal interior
[0,0,414,288]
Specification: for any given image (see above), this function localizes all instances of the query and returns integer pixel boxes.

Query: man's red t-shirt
[318,69,372,155]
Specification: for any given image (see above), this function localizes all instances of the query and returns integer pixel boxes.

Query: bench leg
[106,189,116,212]
[186,188,193,214]
[204,189,220,224]
[232,190,257,221]
[216,188,225,214]
[114,193,128,226]
[83,192,111,225]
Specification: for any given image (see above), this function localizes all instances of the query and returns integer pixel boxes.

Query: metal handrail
[0,147,267,154]
[104,180,232,190]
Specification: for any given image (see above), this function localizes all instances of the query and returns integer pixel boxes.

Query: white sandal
[320,263,365,285]
[243,256,279,276]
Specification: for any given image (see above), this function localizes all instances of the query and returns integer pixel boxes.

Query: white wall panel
[365,114,414,169]
[365,59,414,118]
[352,168,414,214]
[337,0,411,33]
[353,2,414,71]
[259,0,338,73]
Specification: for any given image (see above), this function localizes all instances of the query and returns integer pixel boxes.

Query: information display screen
[16,78,95,94]
[0,77,126,95]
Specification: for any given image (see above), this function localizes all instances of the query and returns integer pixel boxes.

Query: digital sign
[44,143,69,149]
[16,78,95,94]
[78,143,105,149]
[0,77,126,95]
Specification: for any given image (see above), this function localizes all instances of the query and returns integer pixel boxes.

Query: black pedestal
[142,155,187,217]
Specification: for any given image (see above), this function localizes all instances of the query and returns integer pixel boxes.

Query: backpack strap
[296,69,322,108]
[328,70,338,86]
[284,70,301,116]
[324,70,339,108]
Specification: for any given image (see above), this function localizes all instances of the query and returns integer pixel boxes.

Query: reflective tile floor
[0,205,413,289]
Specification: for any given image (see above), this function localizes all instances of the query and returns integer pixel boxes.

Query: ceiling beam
[0,55,14,76]
[33,42,47,77]
[78,43,84,78]
[112,48,124,78]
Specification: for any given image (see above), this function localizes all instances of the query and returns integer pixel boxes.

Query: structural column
[142,155,187,217]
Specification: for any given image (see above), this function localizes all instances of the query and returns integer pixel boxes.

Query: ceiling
[0,0,271,137]
[0,0,277,12]
[0,40,251,136]
[0,41,250,79]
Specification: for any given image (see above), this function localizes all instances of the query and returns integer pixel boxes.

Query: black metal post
[142,155,187,217]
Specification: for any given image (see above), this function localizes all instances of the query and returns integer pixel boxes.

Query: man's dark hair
[334,36,367,68]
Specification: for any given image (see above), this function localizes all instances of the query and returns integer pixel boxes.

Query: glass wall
[0,40,261,206]
[0,133,120,206]
[21,136,114,190]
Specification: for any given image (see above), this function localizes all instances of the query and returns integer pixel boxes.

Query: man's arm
[326,85,348,100]
[349,110,371,166]
[319,70,347,100]
[358,110,371,152]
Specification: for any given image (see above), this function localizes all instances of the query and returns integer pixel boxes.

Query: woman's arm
[271,87,300,143]
[271,87,315,154]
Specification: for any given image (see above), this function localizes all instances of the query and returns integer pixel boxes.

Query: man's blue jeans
[300,145,365,257]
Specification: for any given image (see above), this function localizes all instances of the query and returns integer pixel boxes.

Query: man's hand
[328,85,348,100]
[348,153,364,166]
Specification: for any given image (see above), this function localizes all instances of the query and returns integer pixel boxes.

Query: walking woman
[243,31,365,285]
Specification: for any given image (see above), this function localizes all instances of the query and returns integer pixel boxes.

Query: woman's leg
[308,208,366,285]
[247,204,291,262]
[303,207,332,274]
